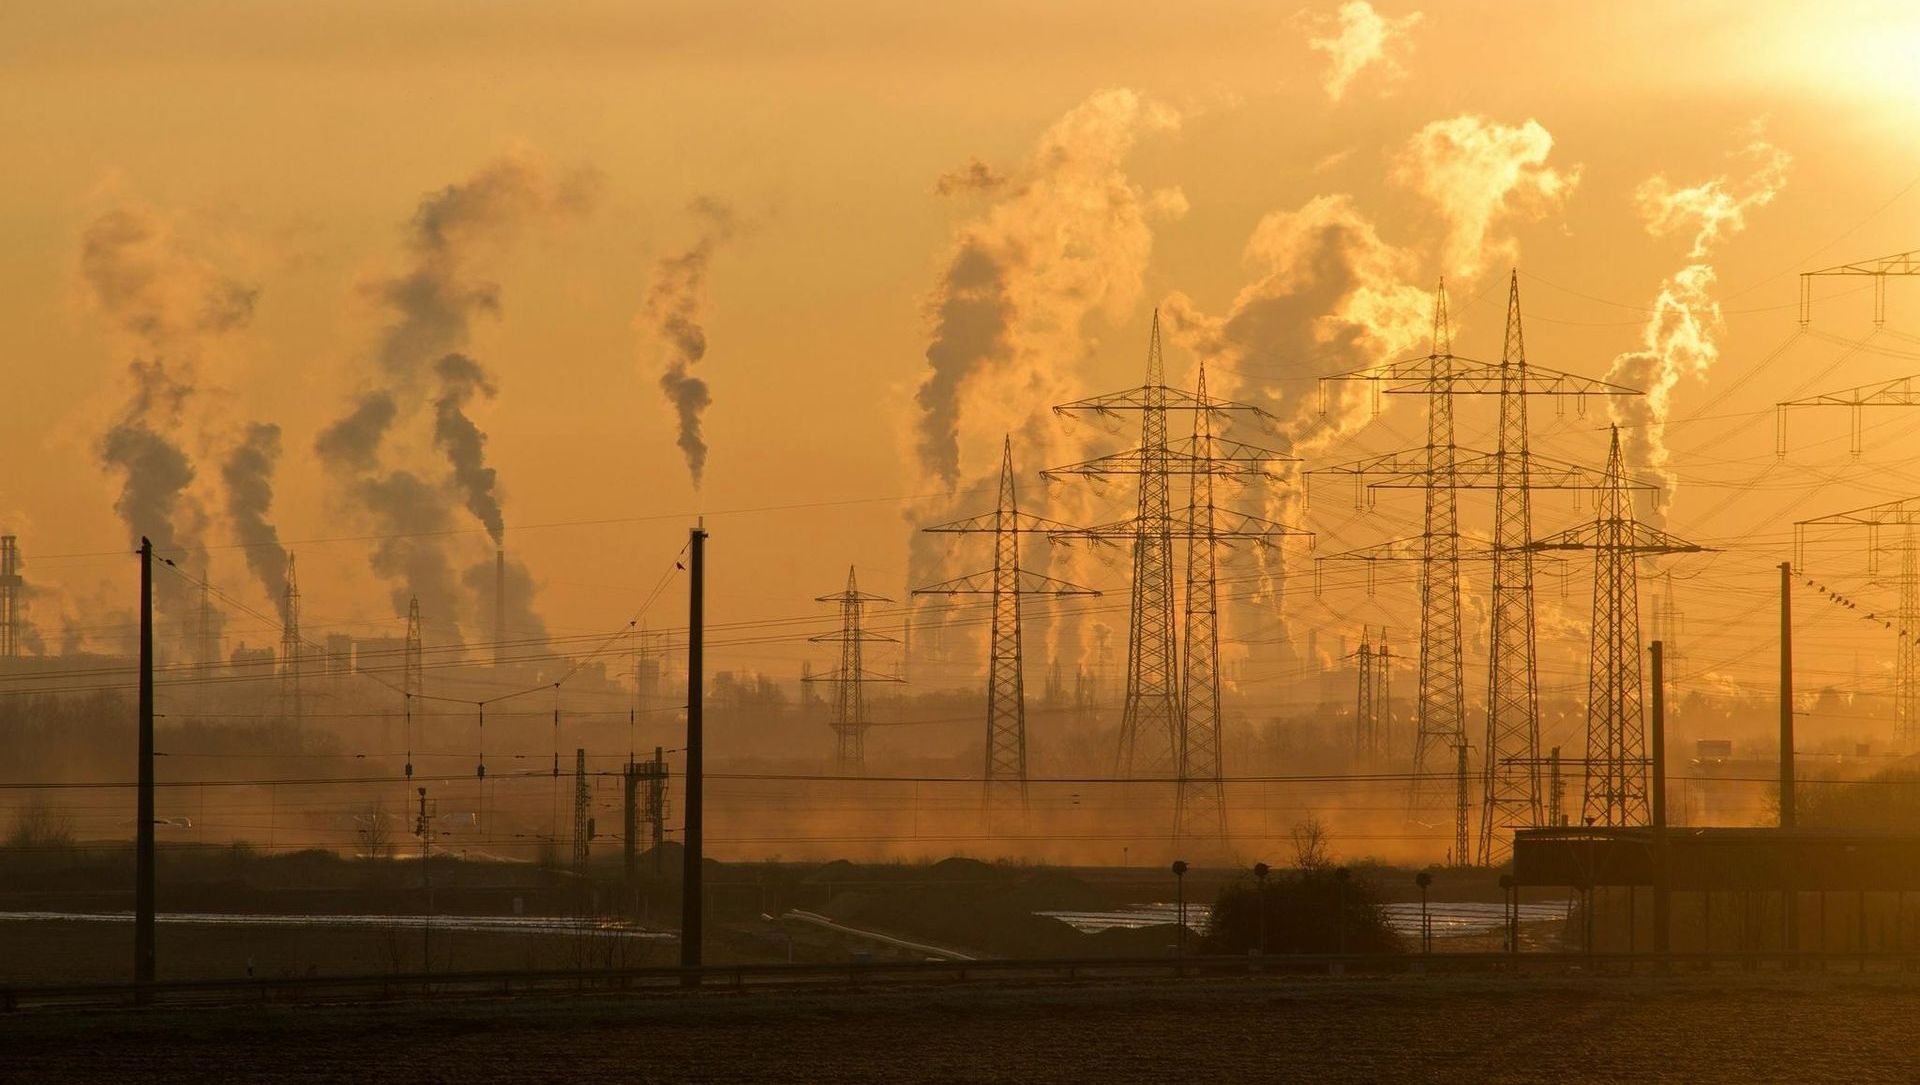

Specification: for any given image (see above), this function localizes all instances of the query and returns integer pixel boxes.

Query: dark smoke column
[645,199,737,488]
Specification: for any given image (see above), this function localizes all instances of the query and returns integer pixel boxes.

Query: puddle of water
[1041,900,1570,938]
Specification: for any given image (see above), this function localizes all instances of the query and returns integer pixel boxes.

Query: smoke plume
[644,198,738,488]
[1606,135,1791,515]
[907,88,1185,671]
[912,87,1185,489]
[1395,115,1580,281]
[432,353,503,545]
[80,203,257,654]
[221,422,291,618]
[463,555,548,646]
[1307,1,1423,102]
[316,151,594,625]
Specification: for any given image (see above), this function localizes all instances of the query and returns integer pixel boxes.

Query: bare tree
[356,801,395,860]
[7,796,75,852]
[1290,813,1332,870]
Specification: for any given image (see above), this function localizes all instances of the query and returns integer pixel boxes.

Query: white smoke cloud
[907,87,1185,673]
[1607,134,1792,516]
[1395,115,1580,282]
[912,87,1184,489]
[1307,1,1424,102]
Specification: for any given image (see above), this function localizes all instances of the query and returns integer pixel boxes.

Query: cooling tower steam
[1606,134,1790,517]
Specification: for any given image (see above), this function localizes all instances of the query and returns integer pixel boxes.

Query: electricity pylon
[1051,346,1311,844]
[1795,498,1920,744]
[1531,427,1707,827]
[916,438,1098,814]
[1481,279,1539,864]
[1313,275,1639,862]
[572,747,590,875]
[1798,248,1920,325]
[405,596,424,703]
[280,553,302,730]
[1350,628,1394,763]
[1177,362,1228,842]
[1047,312,1288,780]
[1777,376,1920,457]
[805,567,902,774]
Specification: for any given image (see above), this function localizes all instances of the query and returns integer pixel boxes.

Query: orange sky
[6,1,1920,758]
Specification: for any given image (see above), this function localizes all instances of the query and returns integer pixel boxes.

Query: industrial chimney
[495,545,506,668]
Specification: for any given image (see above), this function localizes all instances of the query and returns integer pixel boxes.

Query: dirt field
[12,971,1920,1083]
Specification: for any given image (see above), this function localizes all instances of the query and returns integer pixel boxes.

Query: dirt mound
[925,856,999,883]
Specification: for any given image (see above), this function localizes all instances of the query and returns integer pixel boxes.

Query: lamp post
[1416,871,1433,954]
[1253,862,1271,956]
[1498,874,1516,954]
[1335,867,1351,956]
[1172,859,1189,959]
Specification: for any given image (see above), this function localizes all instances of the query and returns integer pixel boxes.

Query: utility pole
[415,786,436,973]
[680,523,705,979]
[1794,501,1920,745]
[135,537,155,990]
[1651,640,1670,956]
[1454,743,1469,866]
[572,747,591,877]
[804,568,902,774]
[624,747,670,884]
[1530,428,1707,827]
[1780,560,1799,954]
[1780,561,1795,828]
[917,438,1096,815]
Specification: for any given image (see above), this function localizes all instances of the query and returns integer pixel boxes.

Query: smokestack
[495,545,506,667]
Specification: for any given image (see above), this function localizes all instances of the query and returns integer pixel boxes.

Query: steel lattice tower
[572,747,590,874]
[1533,427,1705,826]
[1177,363,1226,841]
[405,596,424,703]
[0,536,21,660]
[1795,500,1920,745]
[1118,314,1177,776]
[806,568,900,774]
[1479,275,1543,864]
[1351,627,1393,763]
[918,439,1096,813]
[1353,631,1375,762]
[280,553,303,730]
[1414,289,1467,819]
[1048,316,1306,832]
[1312,275,1641,858]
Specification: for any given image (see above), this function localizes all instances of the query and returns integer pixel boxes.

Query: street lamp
[1415,871,1433,954]
[1335,866,1351,956]
[1172,860,1190,958]
[1498,874,1516,954]
[1253,862,1271,956]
